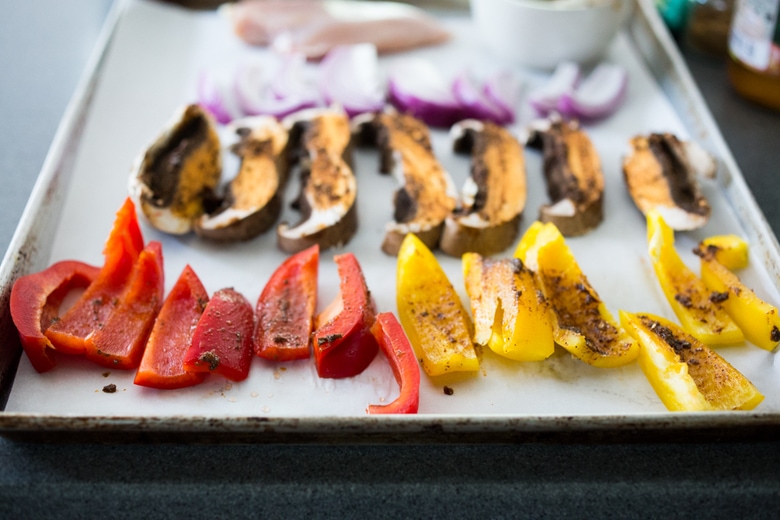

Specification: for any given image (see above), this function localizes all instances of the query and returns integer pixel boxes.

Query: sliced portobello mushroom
[277,107,358,253]
[194,116,290,242]
[439,119,527,257]
[622,133,715,231]
[129,104,222,235]
[526,117,604,237]
[353,110,457,256]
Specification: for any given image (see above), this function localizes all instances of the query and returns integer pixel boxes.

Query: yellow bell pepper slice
[646,210,743,345]
[697,250,780,351]
[515,222,638,367]
[512,220,559,272]
[698,234,749,271]
[463,253,555,362]
[620,311,764,411]
[396,233,479,376]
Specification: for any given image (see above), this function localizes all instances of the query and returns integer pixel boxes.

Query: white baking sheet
[5,0,779,418]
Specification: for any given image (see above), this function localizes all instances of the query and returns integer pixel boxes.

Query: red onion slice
[197,69,242,125]
[318,43,385,117]
[271,52,322,105]
[557,63,628,120]
[482,71,520,124]
[235,61,319,119]
[527,61,581,116]
[388,58,463,128]
[452,71,512,125]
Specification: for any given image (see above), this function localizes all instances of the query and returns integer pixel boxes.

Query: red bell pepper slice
[84,241,164,369]
[45,198,145,354]
[367,312,420,414]
[134,265,209,389]
[312,252,379,379]
[184,287,255,382]
[10,260,100,373]
[255,245,319,361]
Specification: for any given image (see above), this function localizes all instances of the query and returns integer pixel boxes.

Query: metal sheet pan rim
[1,0,778,442]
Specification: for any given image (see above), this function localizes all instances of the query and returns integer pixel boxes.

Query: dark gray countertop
[1,1,779,518]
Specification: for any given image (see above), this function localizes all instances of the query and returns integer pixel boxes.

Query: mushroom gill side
[354,110,457,256]
[439,119,527,257]
[277,107,358,253]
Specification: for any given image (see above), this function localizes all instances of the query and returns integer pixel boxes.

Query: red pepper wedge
[255,245,319,361]
[367,312,420,414]
[10,260,100,373]
[45,198,145,354]
[184,287,255,382]
[312,252,379,379]
[134,265,209,389]
[84,241,164,369]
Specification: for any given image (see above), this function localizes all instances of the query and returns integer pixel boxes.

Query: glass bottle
[727,0,780,110]
[686,0,736,55]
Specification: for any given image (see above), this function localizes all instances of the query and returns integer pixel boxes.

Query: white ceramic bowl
[470,0,632,69]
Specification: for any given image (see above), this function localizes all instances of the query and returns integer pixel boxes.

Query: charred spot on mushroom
[623,133,714,230]
[353,110,457,255]
[439,120,527,257]
[527,119,604,237]
[647,134,710,216]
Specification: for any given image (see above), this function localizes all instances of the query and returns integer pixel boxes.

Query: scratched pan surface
[0,0,778,442]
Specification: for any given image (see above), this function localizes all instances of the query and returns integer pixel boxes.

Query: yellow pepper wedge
[513,221,560,271]
[515,222,638,367]
[696,249,780,351]
[620,311,764,411]
[396,233,479,376]
[646,210,743,345]
[463,253,555,362]
[698,234,749,271]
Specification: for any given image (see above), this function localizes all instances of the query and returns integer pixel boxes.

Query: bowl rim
[476,0,625,12]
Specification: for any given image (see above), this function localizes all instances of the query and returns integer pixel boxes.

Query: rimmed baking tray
[0,0,778,443]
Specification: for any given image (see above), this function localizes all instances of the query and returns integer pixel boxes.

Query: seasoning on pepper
[184,287,255,381]
[312,252,379,378]
[367,312,420,414]
[255,245,319,361]
[10,260,100,373]
[134,265,209,389]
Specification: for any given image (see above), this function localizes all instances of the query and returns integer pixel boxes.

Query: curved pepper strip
[620,311,764,411]
[515,221,638,367]
[184,287,255,381]
[10,260,100,373]
[312,252,379,379]
[134,265,209,389]
[698,235,749,271]
[697,249,780,351]
[367,312,420,414]
[646,210,743,345]
[255,245,319,361]
[84,241,164,369]
[463,253,555,362]
[45,198,145,354]
[396,233,478,377]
